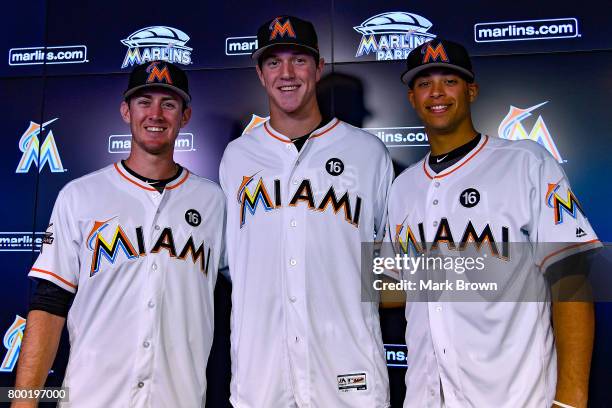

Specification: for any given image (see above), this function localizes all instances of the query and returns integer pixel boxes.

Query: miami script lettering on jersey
[87,219,211,276]
[237,175,362,228]
[395,217,509,260]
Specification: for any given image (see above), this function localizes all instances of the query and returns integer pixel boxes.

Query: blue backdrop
[1,1,610,406]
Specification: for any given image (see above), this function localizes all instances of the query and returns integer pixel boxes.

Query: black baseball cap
[124,60,191,104]
[252,15,319,61]
[401,39,474,87]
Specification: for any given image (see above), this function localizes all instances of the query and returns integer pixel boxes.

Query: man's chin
[140,143,173,156]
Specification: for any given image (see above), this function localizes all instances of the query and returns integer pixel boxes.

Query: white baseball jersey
[219,118,393,408]
[29,161,226,408]
[385,135,600,407]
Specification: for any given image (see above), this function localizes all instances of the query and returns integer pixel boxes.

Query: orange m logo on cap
[422,43,449,63]
[269,17,296,40]
[146,62,173,84]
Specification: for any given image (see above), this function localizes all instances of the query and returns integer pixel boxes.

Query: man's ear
[407,89,416,109]
[467,82,479,102]
[256,64,266,87]
[120,101,131,124]
[315,57,325,82]
[181,106,192,128]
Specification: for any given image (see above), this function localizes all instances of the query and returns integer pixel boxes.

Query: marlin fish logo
[0,315,26,372]
[16,118,65,173]
[498,102,563,163]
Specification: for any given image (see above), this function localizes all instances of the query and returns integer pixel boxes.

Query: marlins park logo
[0,315,26,372]
[121,26,193,68]
[354,12,436,61]
[16,118,66,174]
[498,101,563,163]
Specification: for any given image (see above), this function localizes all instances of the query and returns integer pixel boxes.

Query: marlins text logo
[354,11,437,61]
[0,315,26,372]
[121,26,192,68]
[16,118,65,174]
[498,101,563,163]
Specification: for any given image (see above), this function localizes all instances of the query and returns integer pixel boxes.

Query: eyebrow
[135,94,180,102]
[265,51,309,59]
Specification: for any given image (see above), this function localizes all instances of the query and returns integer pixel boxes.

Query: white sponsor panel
[364,126,429,147]
[226,36,258,56]
[108,133,195,153]
[474,18,579,43]
[0,232,46,252]
[8,45,88,66]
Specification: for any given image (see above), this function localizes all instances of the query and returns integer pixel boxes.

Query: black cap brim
[251,43,320,61]
[123,83,191,104]
[401,63,474,86]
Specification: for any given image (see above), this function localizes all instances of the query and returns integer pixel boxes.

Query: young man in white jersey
[385,38,600,408]
[12,61,226,407]
[219,15,392,408]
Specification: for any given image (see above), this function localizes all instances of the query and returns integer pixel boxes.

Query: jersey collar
[114,161,190,191]
[423,135,489,179]
[263,117,341,143]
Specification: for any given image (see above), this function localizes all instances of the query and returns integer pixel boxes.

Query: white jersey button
[154,225,160,230]
[434,181,440,187]
[152,263,158,271]
[433,200,439,205]
[147,300,155,308]
[436,306,442,312]
[290,259,297,266]
[433,221,439,227]
[290,220,297,227]
[289,296,297,303]
[292,179,299,185]
[143,341,150,348]
[137,381,145,388]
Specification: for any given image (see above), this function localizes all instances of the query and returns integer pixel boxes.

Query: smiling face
[408,68,478,138]
[256,46,324,119]
[120,87,191,157]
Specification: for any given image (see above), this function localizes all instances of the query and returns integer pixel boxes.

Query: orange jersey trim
[537,239,600,270]
[264,122,292,143]
[166,170,190,190]
[310,119,341,138]
[424,135,489,180]
[31,268,77,289]
[114,163,157,191]
[114,162,189,191]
